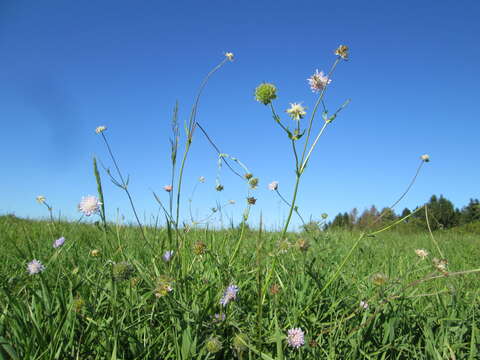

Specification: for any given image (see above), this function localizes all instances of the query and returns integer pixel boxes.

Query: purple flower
[162,250,174,262]
[27,259,45,275]
[287,328,305,349]
[214,313,226,322]
[78,195,102,216]
[220,284,239,307]
[53,236,65,248]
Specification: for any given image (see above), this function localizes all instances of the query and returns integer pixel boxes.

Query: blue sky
[1,0,479,230]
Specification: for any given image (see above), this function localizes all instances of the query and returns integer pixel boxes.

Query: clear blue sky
[1,0,479,230]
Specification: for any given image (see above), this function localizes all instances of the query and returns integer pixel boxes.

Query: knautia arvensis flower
[307,69,331,93]
[268,181,279,191]
[154,275,173,298]
[162,250,174,262]
[287,327,305,349]
[36,195,46,204]
[415,249,429,260]
[335,44,349,59]
[163,184,173,192]
[27,259,45,275]
[220,284,239,307]
[224,52,234,61]
[78,195,102,216]
[359,300,369,309]
[246,197,257,205]
[95,125,107,134]
[421,154,430,162]
[244,173,253,180]
[286,102,306,121]
[255,83,277,105]
[53,236,65,249]
[215,184,224,192]
[432,257,448,273]
[206,336,222,353]
[90,249,101,257]
[248,177,259,189]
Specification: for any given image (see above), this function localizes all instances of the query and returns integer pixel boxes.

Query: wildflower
[277,239,291,253]
[359,300,369,309]
[249,177,259,189]
[244,173,253,180]
[286,103,306,121]
[255,83,277,105]
[95,125,107,134]
[199,176,206,183]
[307,69,331,92]
[432,258,448,273]
[247,197,257,205]
[421,154,430,162]
[287,328,305,349]
[371,273,388,286]
[78,195,102,216]
[415,249,429,260]
[36,195,46,204]
[225,52,234,61]
[215,184,224,192]
[296,238,310,252]
[163,185,172,192]
[206,336,222,353]
[154,275,174,297]
[233,333,249,353]
[90,249,101,257]
[27,259,45,275]
[334,45,349,59]
[162,250,174,262]
[112,262,135,281]
[268,181,279,191]
[53,236,65,249]
[193,241,206,255]
[220,284,239,307]
[213,313,226,322]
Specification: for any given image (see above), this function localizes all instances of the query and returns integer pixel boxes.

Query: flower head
[225,52,234,61]
[162,250,174,262]
[287,328,305,348]
[421,154,430,162]
[268,181,279,191]
[296,238,310,252]
[27,259,45,275]
[213,313,226,322]
[415,249,429,260]
[193,241,207,255]
[432,257,448,273]
[90,249,101,257]
[206,336,223,353]
[215,184,224,192]
[220,284,239,307]
[36,195,46,204]
[199,176,206,183]
[163,185,173,192]
[335,45,349,59]
[286,103,306,121]
[78,195,102,216]
[53,236,65,249]
[359,300,369,309]
[255,83,277,105]
[95,126,107,134]
[247,197,257,205]
[249,177,259,189]
[307,69,331,92]
[154,275,174,297]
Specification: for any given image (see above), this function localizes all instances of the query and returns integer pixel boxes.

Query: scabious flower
[78,195,102,216]
[154,275,174,297]
[334,45,349,59]
[268,181,279,191]
[225,52,234,61]
[213,313,226,322]
[359,300,369,309]
[421,154,430,162]
[286,103,306,121]
[27,259,45,275]
[95,125,107,134]
[307,69,331,92]
[415,249,429,260]
[206,336,223,353]
[215,184,224,192]
[432,258,448,273]
[53,236,65,248]
[220,284,239,307]
[36,195,46,204]
[163,185,173,192]
[255,83,277,105]
[287,328,305,349]
[163,250,174,262]
[248,177,259,189]
[247,197,257,205]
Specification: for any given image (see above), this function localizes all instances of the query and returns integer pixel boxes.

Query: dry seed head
[335,45,349,59]
[248,177,259,189]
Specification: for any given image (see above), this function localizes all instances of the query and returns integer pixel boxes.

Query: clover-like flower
[421,154,430,162]
[307,69,331,92]
[163,185,173,192]
[255,83,277,105]
[78,195,102,216]
[220,284,239,307]
[415,249,429,260]
[95,126,107,134]
[287,328,305,348]
[225,52,234,61]
[36,195,46,204]
[162,250,174,262]
[27,259,45,275]
[334,45,349,59]
[286,103,306,121]
[268,181,279,191]
[53,236,65,248]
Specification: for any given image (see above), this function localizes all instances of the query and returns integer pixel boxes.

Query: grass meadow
[2,48,480,359]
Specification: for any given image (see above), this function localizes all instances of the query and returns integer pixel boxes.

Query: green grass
[1,215,479,359]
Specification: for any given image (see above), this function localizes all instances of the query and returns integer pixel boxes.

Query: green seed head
[206,336,222,353]
[255,83,277,105]
[233,333,249,353]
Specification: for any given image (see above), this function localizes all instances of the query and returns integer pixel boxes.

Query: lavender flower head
[307,69,331,92]
[53,236,65,248]
[220,284,239,307]
[268,181,279,191]
[27,259,45,275]
[163,250,174,262]
[78,195,102,216]
[287,327,305,348]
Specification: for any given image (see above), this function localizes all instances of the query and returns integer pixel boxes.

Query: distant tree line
[323,195,480,231]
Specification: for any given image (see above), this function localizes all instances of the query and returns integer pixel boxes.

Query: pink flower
[307,69,331,92]
[163,185,173,192]
[268,181,279,191]
[287,328,305,348]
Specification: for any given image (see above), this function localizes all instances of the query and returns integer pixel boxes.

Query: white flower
[36,195,46,204]
[27,259,45,275]
[359,300,369,309]
[225,52,234,61]
[199,176,206,183]
[268,181,279,191]
[287,328,305,348]
[286,103,306,121]
[95,126,107,134]
[415,249,429,260]
[421,154,430,162]
[307,69,331,92]
[78,195,102,216]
